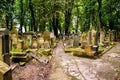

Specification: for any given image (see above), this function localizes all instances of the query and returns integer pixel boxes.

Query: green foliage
[0,0,119,34]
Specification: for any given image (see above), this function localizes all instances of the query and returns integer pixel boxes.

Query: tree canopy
[0,0,120,36]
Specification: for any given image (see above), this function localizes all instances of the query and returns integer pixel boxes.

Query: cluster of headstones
[10,28,56,51]
[62,28,115,57]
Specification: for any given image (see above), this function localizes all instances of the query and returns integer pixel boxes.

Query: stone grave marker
[73,34,80,47]
[43,31,50,42]
[32,35,38,49]
[0,60,12,80]
[64,35,73,48]
[10,27,18,49]
[50,32,56,47]
[22,32,34,48]
[0,28,10,65]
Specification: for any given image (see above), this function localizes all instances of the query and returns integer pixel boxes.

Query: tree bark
[29,0,37,31]
[95,0,103,45]
[64,0,74,35]
[20,0,23,33]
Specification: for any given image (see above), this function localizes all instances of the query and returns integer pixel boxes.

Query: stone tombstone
[73,34,80,47]
[100,29,105,44]
[108,29,115,42]
[0,60,12,80]
[32,35,38,49]
[10,27,18,49]
[43,31,50,42]
[38,37,44,48]
[50,32,55,46]
[64,35,73,48]
[0,28,10,65]
[80,32,88,43]
[23,32,34,48]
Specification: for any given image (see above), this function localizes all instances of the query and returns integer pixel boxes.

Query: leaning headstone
[0,60,12,80]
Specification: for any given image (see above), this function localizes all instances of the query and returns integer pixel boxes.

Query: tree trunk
[6,15,9,29]
[52,12,59,37]
[64,0,74,35]
[76,7,79,33]
[20,0,23,33]
[29,0,37,31]
[95,0,102,45]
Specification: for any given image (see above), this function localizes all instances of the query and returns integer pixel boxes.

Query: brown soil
[12,59,52,80]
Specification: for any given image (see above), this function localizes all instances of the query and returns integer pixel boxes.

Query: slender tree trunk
[64,0,74,35]
[49,18,52,32]
[76,6,79,33]
[6,0,13,30]
[29,0,36,31]
[20,0,23,33]
[6,15,9,29]
[95,0,102,45]
[52,12,59,37]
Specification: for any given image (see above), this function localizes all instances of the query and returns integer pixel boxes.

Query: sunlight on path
[50,42,120,80]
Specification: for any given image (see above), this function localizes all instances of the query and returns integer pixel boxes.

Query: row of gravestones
[10,28,56,51]
[63,28,116,48]
[63,28,117,57]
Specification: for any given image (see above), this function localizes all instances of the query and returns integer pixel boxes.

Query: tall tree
[64,0,74,35]
[29,0,36,31]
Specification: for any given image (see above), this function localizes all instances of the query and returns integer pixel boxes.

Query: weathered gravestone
[22,32,34,49]
[73,34,80,47]
[32,35,38,49]
[64,35,73,48]
[10,27,18,49]
[50,32,56,47]
[0,60,12,80]
[43,31,50,48]
[0,28,10,65]
[43,31,50,42]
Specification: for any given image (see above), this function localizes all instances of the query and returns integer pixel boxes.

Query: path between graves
[50,41,120,80]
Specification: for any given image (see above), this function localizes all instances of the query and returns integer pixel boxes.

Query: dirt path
[12,59,52,80]
[50,41,120,80]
